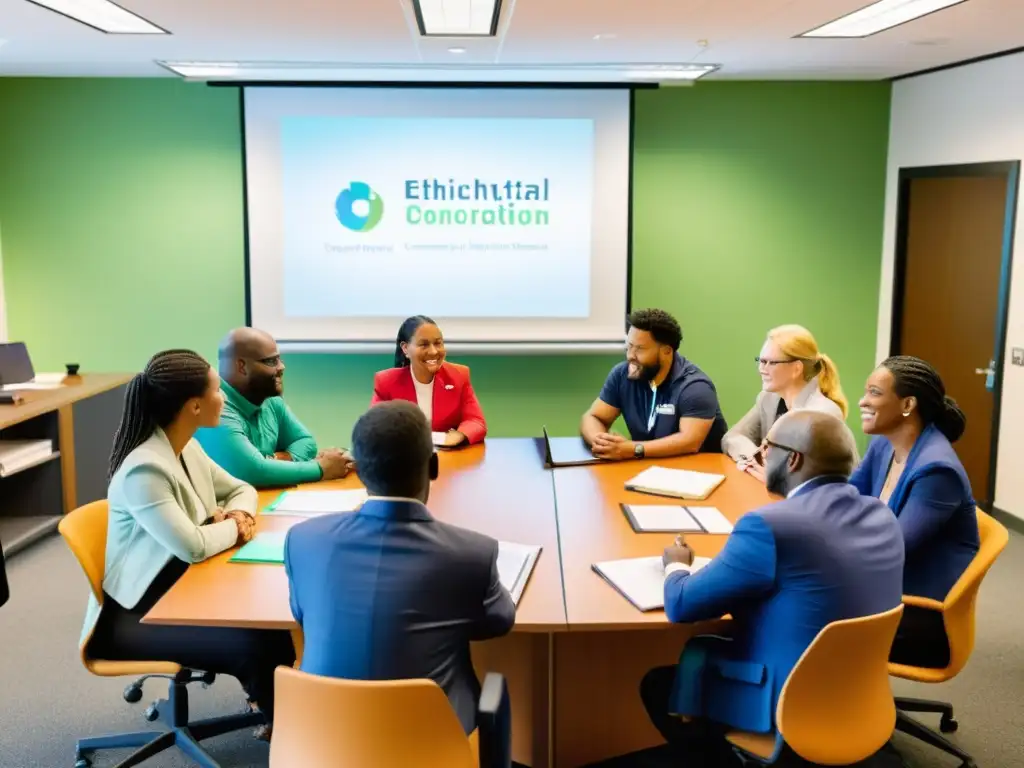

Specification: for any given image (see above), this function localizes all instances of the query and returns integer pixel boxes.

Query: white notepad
[621,505,703,533]
[431,432,448,447]
[624,466,726,500]
[592,555,712,611]
[265,488,369,517]
[497,541,542,606]
[687,506,734,534]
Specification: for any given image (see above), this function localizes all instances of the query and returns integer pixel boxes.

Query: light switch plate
[1012,348,1024,366]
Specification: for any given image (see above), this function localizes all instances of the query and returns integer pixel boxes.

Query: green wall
[0,79,889,448]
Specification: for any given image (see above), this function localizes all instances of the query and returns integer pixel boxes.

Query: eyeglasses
[763,438,802,456]
[754,357,798,368]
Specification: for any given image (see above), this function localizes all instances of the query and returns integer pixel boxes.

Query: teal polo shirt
[196,381,323,487]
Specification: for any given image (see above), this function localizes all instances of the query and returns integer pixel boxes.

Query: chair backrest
[940,508,1008,675]
[776,604,904,766]
[58,500,110,604]
[269,666,478,768]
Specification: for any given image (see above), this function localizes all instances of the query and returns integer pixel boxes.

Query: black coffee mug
[65,363,80,376]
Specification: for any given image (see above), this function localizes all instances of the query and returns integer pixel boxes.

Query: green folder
[229,532,287,564]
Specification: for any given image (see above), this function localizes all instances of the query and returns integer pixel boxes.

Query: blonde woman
[723,325,850,480]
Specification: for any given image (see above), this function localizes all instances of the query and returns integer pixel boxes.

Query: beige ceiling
[0,0,1021,79]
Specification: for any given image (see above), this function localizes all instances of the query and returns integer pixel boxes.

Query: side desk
[0,373,130,555]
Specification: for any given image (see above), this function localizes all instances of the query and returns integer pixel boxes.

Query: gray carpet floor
[2,531,1022,768]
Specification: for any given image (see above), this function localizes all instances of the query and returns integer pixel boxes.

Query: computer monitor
[0,342,34,386]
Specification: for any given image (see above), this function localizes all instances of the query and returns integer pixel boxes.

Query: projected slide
[279,117,594,318]
[244,87,630,346]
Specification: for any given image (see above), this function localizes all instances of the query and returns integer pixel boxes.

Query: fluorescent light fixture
[26,0,168,34]
[160,61,719,84]
[412,0,502,36]
[800,0,968,38]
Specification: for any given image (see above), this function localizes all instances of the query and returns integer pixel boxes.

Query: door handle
[976,360,997,392]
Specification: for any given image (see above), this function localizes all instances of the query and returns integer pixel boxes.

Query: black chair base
[73,670,265,768]
[895,697,975,768]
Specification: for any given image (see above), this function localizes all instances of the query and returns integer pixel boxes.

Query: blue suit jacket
[284,498,516,734]
[850,425,979,600]
[666,477,904,734]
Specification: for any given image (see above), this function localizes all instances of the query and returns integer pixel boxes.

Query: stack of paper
[263,489,368,517]
[229,532,287,564]
[620,504,734,534]
[497,541,542,606]
[592,555,712,611]
[624,466,726,500]
[0,439,55,477]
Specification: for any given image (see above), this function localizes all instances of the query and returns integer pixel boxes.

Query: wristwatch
[634,443,645,459]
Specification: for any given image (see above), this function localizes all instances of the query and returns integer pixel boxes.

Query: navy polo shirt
[598,354,728,453]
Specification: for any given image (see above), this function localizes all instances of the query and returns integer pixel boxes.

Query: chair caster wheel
[144,703,160,722]
[123,683,143,703]
[75,758,91,768]
[940,715,959,733]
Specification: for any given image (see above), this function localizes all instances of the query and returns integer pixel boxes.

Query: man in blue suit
[641,410,905,762]
[284,401,516,734]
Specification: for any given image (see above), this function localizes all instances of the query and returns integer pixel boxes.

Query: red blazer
[370,362,487,445]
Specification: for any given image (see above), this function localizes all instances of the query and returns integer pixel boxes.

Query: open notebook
[620,504,734,534]
[592,555,712,611]
[262,489,369,517]
[497,542,542,605]
[624,466,726,500]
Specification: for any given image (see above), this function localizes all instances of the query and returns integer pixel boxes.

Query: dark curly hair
[627,308,683,350]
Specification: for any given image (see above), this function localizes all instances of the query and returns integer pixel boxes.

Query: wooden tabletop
[144,438,568,632]
[553,454,773,630]
[0,373,132,429]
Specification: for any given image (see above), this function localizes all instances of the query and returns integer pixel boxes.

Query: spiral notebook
[624,466,726,500]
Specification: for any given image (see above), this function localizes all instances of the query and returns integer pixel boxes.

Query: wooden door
[897,173,1011,504]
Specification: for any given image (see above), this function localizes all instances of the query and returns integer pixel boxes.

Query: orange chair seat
[87,659,182,677]
[727,730,776,758]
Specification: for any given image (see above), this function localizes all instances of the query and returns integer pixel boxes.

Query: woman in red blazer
[371,315,487,446]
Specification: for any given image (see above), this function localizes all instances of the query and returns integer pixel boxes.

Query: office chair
[727,604,904,765]
[59,500,263,768]
[269,666,512,768]
[889,509,1008,768]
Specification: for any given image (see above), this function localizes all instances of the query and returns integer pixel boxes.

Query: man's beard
[628,361,661,381]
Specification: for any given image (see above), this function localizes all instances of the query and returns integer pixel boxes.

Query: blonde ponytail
[815,353,848,418]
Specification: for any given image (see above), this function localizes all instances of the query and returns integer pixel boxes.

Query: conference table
[145,438,772,767]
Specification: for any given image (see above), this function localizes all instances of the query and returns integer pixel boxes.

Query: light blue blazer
[80,428,256,647]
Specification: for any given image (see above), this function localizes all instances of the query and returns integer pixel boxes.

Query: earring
[902,411,911,417]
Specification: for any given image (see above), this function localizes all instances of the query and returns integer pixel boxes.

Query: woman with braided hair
[852,355,979,668]
[81,349,295,728]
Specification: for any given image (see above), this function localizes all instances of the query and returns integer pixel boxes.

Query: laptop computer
[542,426,604,468]
[0,342,35,387]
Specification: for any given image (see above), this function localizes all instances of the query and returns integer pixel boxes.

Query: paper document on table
[431,432,448,447]
[264,489,368,516]
[1,381,63,391]
[687,506,733,534]
[621,504,702,533]
[592,555,711,611]
[229,532,287,564]
[624,466,725,500]
[33,372,67,384]
[497,541,542,606]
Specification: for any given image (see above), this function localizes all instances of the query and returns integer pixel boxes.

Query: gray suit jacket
[80,428,256,647]
[722,379,851,461]
[284,497,517,734]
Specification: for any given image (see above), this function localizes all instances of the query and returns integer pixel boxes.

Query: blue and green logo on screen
[335,182,384,232]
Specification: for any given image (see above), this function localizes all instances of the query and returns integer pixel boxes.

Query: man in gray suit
[284,401,516,734]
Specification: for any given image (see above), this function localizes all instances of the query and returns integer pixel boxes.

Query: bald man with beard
[196,328,352,487]
[640,411,905,765]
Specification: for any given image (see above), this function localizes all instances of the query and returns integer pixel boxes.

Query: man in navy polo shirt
[581,308,728,460]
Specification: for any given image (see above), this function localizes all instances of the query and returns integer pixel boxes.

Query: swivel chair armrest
[477,673,511,768]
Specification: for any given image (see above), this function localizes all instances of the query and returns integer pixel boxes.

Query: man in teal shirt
[197,328,352,487]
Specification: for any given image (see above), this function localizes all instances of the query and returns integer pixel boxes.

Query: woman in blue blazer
[851,355,979,668]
